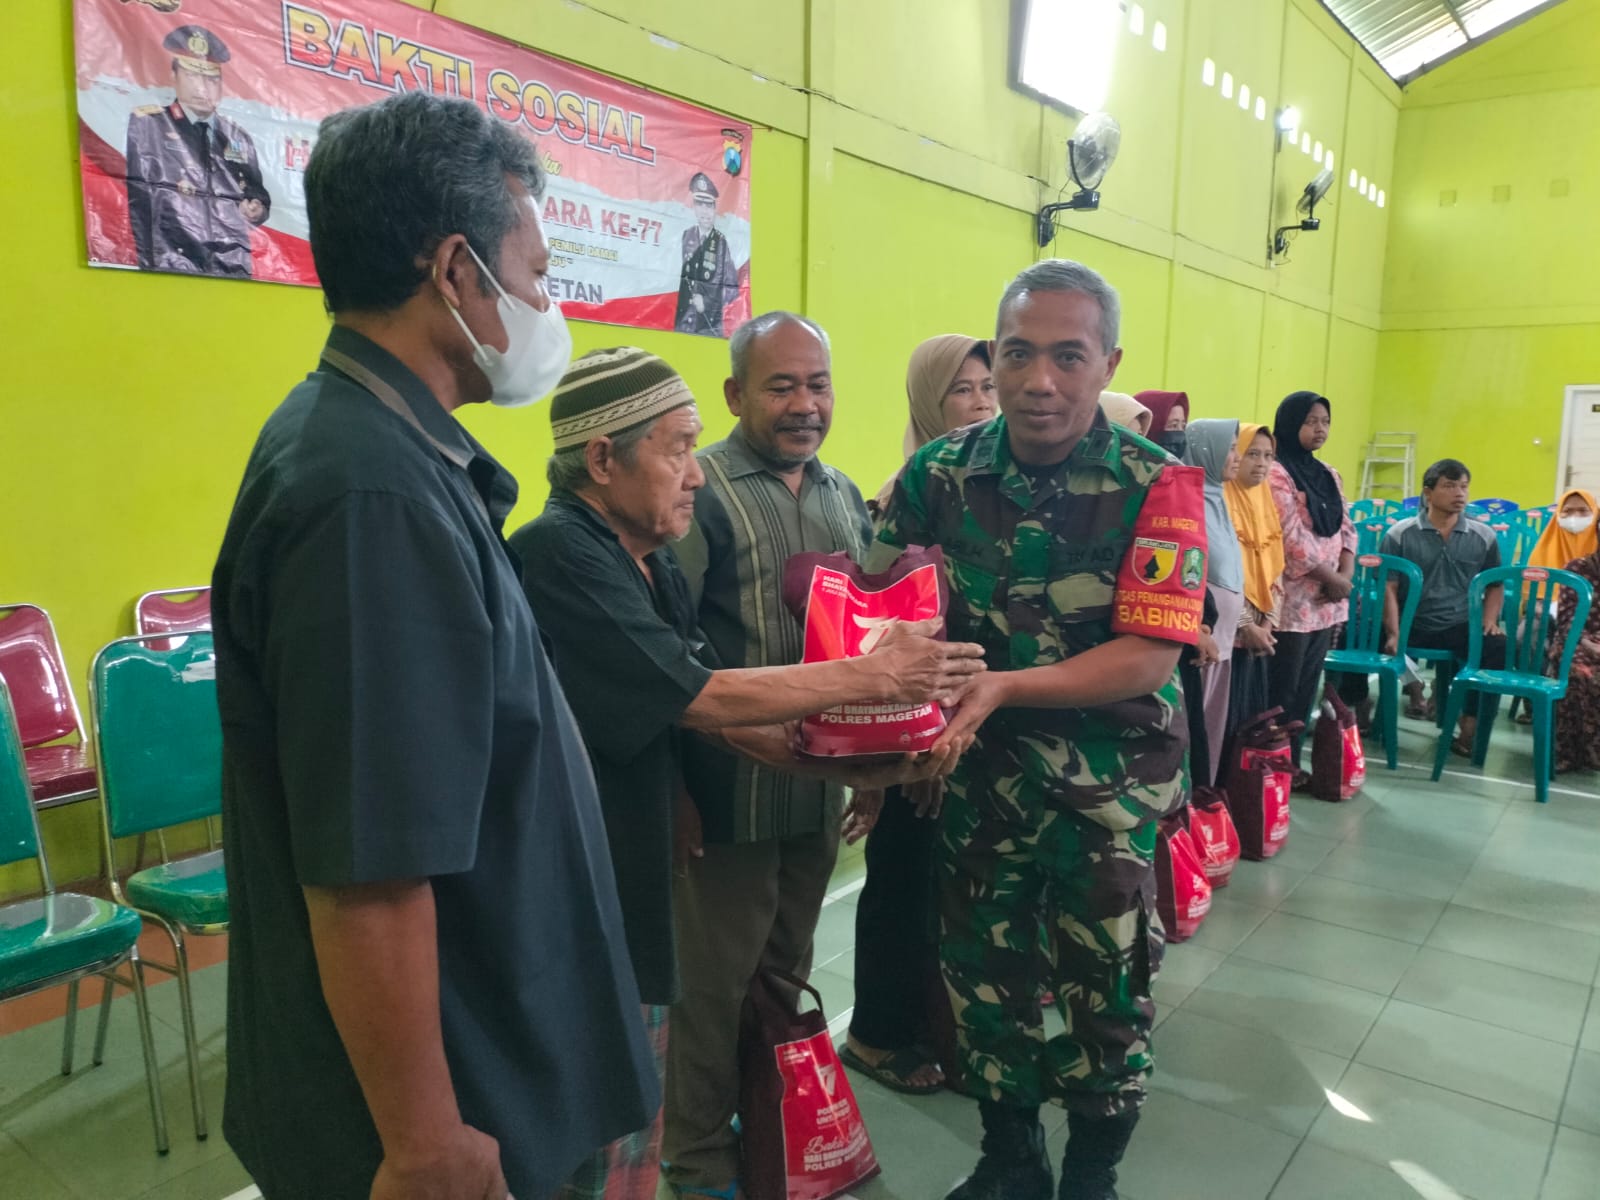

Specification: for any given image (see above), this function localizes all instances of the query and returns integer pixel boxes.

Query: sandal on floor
[839,1044,944,1096]
[1291,769,1314,793]
[1450,735,1475,758]
[1405,700,1429,720]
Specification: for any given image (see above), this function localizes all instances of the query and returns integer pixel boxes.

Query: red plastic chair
[134,588,212,651]
[0,604,98,808]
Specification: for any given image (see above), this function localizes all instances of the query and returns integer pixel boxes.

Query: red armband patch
[1110,464,1208,645]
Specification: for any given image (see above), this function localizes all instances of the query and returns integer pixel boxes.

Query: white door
[1558,386,1600,498]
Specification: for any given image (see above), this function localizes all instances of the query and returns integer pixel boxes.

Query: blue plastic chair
[1400,495,1422,512]
[1430,566,1594,802]
[1348,499,1379,523]
[1325,555,1424,770]
[0,679,169,1153]
[1473,498,1521,517]
[91,633,226,1142]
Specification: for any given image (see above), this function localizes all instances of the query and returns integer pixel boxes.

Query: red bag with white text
[781,546,949,757]
[1155,812,1213,942]
[1311,691,1366,802]
[738,968,880,1200]
[1188,788,1241,886]
[1226,763,1291,860]
[1111,464,1209,646]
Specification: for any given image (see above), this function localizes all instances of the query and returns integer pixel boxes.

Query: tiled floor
[3,713,1598,1199]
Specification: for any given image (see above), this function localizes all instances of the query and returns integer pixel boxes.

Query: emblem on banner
[1181,546,1206,591]
[721,127,744,176]
[1132,538,1178,586]
[121,0,183,12]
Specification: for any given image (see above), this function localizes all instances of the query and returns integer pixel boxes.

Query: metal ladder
[1358,431,1416,500]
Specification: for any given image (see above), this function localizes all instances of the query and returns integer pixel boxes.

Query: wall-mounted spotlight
[1274,105,1301,152]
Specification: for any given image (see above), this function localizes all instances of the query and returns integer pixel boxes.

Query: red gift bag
[1227,763,1291,860]
[1155,812,1213,942]
[738,968,881,1200]
[1188,788,1241,886]
[781,546,950,757]
[1221,708,1298,860]
[1311,691,1366,802]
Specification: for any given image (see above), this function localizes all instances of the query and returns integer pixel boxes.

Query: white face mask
[1559,514,1593,535]
[445,244,572,408]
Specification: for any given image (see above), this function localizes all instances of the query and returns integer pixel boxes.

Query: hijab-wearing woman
[1183,420,1245,786]
[851,334,995,1096]
[1135,389,1190,457]
[1224,423,1285,728]
[1266,391,1356,779]
[870,335,996,515]
[1551,523,1600,773]
[1529,489,1600,574]
[1099,390,1153,436]
[1516,490,1600,725]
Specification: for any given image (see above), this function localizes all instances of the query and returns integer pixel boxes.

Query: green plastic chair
[0,679,169,1153]
[1430,566,1594,803]
[91,633,226,1142]
[1324,554,1424,770]
[1355,522,1387,557]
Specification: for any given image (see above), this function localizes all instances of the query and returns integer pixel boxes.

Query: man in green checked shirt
[874,260,1208,1200]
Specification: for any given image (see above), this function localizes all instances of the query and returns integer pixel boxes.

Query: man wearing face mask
[210,92,651,1200]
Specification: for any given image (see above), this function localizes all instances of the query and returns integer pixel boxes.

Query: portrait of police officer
[125,24,271,279]
[674,171,739,336]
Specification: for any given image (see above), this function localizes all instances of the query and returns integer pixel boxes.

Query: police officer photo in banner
[74,0,754,338]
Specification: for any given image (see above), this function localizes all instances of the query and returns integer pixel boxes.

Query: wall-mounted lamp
[1274,105,1301,152]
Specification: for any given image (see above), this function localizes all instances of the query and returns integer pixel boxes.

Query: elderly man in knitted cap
[510,346,985,1200]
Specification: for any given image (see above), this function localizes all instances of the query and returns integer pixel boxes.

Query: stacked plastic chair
[91,632,228,1142]
[0,678,169,1153]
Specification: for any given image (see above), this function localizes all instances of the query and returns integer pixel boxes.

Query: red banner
[73,0,754,337]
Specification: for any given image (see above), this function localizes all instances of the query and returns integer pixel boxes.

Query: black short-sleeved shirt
[1380,514,1502,632]
[510,493,715,1004]
[212,326,656,1200]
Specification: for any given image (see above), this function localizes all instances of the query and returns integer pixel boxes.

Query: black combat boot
[945,1099,1053,1200]
[1057,1109,1140,1200]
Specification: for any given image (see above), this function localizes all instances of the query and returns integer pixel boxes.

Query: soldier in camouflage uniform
[872,260,1205,1200]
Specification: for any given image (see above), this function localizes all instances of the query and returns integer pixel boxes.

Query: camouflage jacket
[872,412,1191,830]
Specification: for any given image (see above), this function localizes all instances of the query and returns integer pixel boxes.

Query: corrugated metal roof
[1319,0,1567,81]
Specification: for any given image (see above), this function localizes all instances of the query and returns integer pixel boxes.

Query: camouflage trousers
[939,781,1164,1116]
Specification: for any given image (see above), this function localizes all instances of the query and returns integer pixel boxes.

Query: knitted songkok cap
[549,347,694,450]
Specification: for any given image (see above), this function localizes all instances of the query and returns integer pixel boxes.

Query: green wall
[0,0,1408,894]
[1380,0,1600,503]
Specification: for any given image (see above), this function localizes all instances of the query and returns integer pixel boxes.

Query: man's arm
[304,881,505,1200]
[1383,577,1402,652]
[1483,582,1505,631]
[239,130,271,223]
[681,623,984,728]
[125,119,155,268]
[935,634,1182,748]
